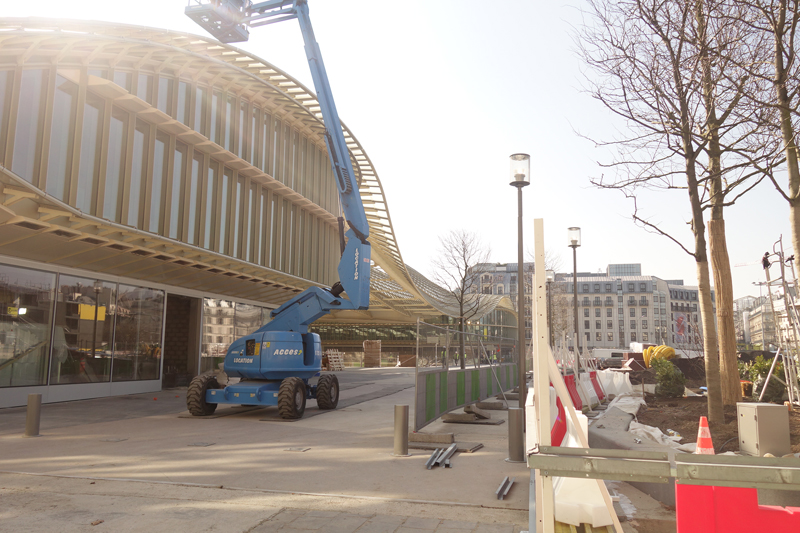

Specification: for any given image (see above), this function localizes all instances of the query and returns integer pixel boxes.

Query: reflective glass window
[157,76,173,115]
[76,93,104,213]
[112,284,164,381]
[238,99,246,157]
[188,151,202,245]
[194,86,207,135]
[128,120,149,228]
[12,69,48,182]
[0,265,55,387]
[113,70,132,92]
[46,75,78,201]
[201,299,234,373]
[256,191,266,264]
[249,105,258,165]
[219,168,231,253]
[176,81,191,125]
[169,142,187,239]
[235,304,262,337]
[224,95,234,151]
[204,161,218,249]
[260,111,272,173]
[136,73,153,105]
[104,107,128,222]
[269,197,276,268]
[51,276,115,384]
[210,91,221,144]
[149,131,169,233]
[246,183,255,261]
[233,177,243,257]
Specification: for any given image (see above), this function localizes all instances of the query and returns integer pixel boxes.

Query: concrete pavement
[0,368,675,532]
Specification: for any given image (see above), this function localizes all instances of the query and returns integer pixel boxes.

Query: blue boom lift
[184,0,371,419]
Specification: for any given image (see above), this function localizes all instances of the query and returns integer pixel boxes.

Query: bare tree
[734,1,800,270]
[431,230,491,369]
[579,0,728,421]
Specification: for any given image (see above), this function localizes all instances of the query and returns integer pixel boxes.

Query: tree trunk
[459,317,466,370]
[695,0,741,407]
[708,220,742,404]
[697,259,725,424]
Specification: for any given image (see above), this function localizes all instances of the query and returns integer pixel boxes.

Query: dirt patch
[636,394,800,454]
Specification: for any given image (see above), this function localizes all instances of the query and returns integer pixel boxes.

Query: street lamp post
[568,227,581,371]
[510,153,530,408]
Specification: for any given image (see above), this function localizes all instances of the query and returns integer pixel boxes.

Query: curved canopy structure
[0,18,513,324]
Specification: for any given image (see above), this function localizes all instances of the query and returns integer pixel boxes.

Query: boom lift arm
[184,0,370,419]
[186,0,371,333]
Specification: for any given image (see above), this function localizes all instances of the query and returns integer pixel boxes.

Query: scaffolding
[761,237,800,406]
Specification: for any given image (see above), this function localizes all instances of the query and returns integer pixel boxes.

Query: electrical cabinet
[737,402,791,457]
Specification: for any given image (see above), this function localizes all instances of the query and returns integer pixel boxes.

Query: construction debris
[441,412,477,423]
[424,444,459,469]
[476,400,507,410]
[464,405,491,419]
[496,476,515,500]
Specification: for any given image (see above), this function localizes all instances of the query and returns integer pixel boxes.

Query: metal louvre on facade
[0,18,512,322]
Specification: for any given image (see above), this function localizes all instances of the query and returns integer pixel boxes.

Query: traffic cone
[695,416,715,455]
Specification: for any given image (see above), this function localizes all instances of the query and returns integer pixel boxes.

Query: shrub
[749,355,785,402]
[652,358,686,398]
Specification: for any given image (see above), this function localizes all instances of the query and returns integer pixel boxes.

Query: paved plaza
[0,368,674,532]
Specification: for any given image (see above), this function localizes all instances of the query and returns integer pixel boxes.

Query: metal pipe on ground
[507,407,524,462]
[393,405,409,456]
[24,393,42,438]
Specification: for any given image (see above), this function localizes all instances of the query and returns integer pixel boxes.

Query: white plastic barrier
[596,369,633,397]
[527,386,614,528]
[596,369,616,396]
[613,371,633,395]
[525,386,565,454]
[579,373,599,408]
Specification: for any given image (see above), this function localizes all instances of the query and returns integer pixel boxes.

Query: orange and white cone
[695,416,715,455]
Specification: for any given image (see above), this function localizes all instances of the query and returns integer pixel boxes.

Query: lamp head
[509,153,531,188]
[568,227,581,248]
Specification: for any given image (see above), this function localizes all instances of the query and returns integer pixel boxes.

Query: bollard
[392,404,410,456]
[506,407,524,462]
[24,393,42,437]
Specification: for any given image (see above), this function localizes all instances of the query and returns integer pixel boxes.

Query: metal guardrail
[528,446,800,491]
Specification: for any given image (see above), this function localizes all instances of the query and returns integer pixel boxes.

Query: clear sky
[4,0,792,299]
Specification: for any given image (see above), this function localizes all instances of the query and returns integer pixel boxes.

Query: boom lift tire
[316,374,339,410]
[187,373,221,416]
[278,376,307,419]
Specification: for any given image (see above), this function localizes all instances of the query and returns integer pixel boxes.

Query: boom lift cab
[184,0,370,419]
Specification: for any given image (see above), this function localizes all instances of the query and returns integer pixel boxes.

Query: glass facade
[112,285,165,382]
[0,62,341,288]
[201,299,270,373]
[0,262,166,389]
[0,265,55,387]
